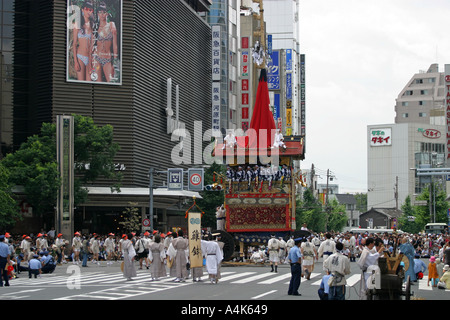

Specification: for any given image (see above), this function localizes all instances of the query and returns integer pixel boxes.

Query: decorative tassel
[213,173,216,182]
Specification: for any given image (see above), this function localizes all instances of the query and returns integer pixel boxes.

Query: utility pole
[394,176,398,210]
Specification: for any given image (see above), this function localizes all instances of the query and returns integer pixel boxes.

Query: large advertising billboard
[66,0,122,85]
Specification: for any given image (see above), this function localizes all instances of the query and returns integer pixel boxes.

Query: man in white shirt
[323,242,351,300]
[318,233,336,262]
[267,235,280,272]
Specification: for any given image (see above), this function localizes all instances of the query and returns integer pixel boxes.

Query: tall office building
[1,0,212,233]
[395,64,445,125]
[208,0,240,132]
[263,0,302,136]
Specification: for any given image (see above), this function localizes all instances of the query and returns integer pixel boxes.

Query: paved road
[1,258,448,301]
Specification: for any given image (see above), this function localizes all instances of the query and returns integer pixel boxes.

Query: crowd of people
[0,229,225,287]
[246,228,450,299]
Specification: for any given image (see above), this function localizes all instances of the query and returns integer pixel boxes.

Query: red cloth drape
[249,69,276,148]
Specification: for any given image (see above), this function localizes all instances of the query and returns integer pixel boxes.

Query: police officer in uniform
[0,235,10,287]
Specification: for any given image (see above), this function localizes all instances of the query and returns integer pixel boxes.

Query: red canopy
[248,69,276,149]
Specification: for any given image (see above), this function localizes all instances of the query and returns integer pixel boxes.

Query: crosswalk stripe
[219,272,255,282]
[231,272,276,284]
[258,273,292,284]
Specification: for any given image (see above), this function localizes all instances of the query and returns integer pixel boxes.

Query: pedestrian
[278,237,287,264]
[287,237,302,296]
[121,233,137,281]
[318,232,336,261]
[104,233,116,265]
[323,242,351,300]
[41,251,56,274]
[413,253,427,281]
[0,235,11,287]
[81,235,91,267]
[443,243,450,266]
[54,233,66,265]
[267,234,280,272]
[90,234,100,265]
[427,256,440,287]
[399,236,416,283]
[349,232,357,262]
[318,270,331,300]
[148,234,166,281]
[135,234,149,270]
[438,264,450,289]
[357,237,384,300]
[301,236,317,280]
[28,254,41,279]
[72,232,82,264]
[171,230,189,282]
[201,236,223,284]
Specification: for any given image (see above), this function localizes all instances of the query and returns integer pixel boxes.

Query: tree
[326,198,347,232]
[196,162,225,229]
[398,195,421,234]
[414,182,448,229]
[119,202,141,234]
[296,188,325,232]
[1,114,122,224]
[0,163,21,231]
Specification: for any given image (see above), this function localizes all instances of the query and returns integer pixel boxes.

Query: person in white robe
[148,234,166,281]
[357,237,384,300]
[171,230,189,282]
[201,239,223,284]
[271,129,286,150]
[216,205,226,231]
[267,235,280,272]
[222,131,237,149]
[318,233,336,262]
[121,234,137,281]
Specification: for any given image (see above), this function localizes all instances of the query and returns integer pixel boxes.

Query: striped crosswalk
[7,268,446,300]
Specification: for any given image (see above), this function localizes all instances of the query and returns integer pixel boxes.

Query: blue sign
[274,93,280,122]
[267,34,272,55]
[286,49,292,71]
[268,51,279,90]
[286,73,292,100]
[168,168,183,190]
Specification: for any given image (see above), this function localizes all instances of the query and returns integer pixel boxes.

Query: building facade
[1,0,212,234]
[367,123,445,210]
[395,64,445,125]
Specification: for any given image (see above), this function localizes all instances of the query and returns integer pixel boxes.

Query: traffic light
[204,183,223,191]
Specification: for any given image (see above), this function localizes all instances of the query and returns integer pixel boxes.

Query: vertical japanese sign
[212,25,221,81]
[188,212,203,268]
[212,82,221,136]
[445,65,450,165]
[286,49,292,72]
[268,51,280,90]
[300,54,306,137]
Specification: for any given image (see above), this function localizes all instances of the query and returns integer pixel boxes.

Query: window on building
[415,79,423,84]
[402,113,408,118]
[419,101,427,106]
[419,112,427,117]
[420,90,428,95]
[402,102,409,106]
[405,90,413,96]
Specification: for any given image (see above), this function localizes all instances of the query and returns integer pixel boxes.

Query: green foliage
[296,188,325,232]
[0,163,21,230]
[326,198,348,232]
[196,163,225,229]
[398,183,449,233]
[119,202,141,234]
[296,189,348,233]
[1,114,122,224]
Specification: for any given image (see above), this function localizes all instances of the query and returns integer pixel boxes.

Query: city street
[1,258,448,301]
